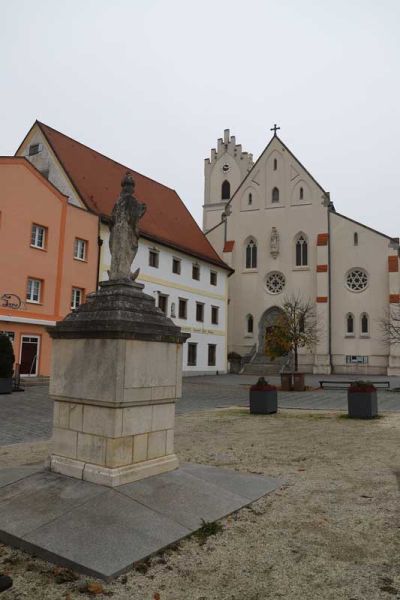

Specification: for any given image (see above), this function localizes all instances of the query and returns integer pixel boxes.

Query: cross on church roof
[270,124,280,136]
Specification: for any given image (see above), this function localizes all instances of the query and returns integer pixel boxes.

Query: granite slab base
[0,463,280,580]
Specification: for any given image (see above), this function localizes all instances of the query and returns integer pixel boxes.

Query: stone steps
[20,376,50,387]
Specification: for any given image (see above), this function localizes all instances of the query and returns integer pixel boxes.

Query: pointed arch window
[354,232,358,246]
[346,313,354,335]
[221,180,230,200]
[273,158,277,171]
[247,314,254,334]
[272,187,279,203]
[299,187,304,200]
[295,234,308,266]
[361,313,369,335]
[299,315,305,334]
[245,239,257,269]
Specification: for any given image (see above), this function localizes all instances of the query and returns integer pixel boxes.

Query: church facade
[203,129,400,375]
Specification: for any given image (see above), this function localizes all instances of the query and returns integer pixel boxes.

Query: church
[203,128,400,375]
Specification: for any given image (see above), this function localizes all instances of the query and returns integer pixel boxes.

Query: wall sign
[1,294,23,310]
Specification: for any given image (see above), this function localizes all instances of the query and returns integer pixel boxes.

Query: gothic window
[299,315,305,334]
[346,268,368,292]
[247,314,254,334]
[354,232,358,246]
[272,187,279,203]
[273,158,277,171]
[299,187,304,200]
[265,271,286,294]
[245,239,257,269]
[295,234,308,266]
[361,313,369,335]
[248,193,252,205]
[221,180,230,200]
[346,313,354,335]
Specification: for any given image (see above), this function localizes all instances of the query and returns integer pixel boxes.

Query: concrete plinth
[47,279,189,487]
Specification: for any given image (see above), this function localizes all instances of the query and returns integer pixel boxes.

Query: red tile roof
[35,122,230,271]
[223,240,235,253]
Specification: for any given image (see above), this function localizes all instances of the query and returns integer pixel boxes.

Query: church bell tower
[203,129,253,233]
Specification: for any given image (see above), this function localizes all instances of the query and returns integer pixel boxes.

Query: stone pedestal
[47,279,189,487]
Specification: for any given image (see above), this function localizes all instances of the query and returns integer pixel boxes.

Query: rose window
[346,268,368,292]
[265,271,286,294]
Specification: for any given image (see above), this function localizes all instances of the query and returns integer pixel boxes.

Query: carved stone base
[50,453,179,487]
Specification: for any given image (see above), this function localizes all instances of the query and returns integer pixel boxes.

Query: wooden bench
[319,380,390,390]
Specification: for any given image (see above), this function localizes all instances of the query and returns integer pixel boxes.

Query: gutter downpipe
[96,217,104,290]
[328,207,333,373]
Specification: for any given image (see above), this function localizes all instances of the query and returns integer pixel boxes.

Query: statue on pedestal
[108,172,146,281]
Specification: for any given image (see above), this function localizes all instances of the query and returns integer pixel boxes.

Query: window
[28,143,41,156]
[170,302,176,318]
[192,264,200,280]
[247,314,254,334]
[221,180,230,200]
[31,224,46,249]
[346,268,368,292]
[71,287,84,309]
[149,249,159,268]
[354,232,358,246]
[272,187,280,203]
[273,158,277,171]
[178,298,187,319]
[208,344,216,367]
[299,315,305,333]
[26,278,41,303]
[172,258,181,274]
[245,239,257,269]
[74,238,87,261]
[265,271,286,294]
[361,313,369,335]
[299,187,304,200]
[211,306,219,325]
[295,234,308,266]
[346,313,354,335]
[158,294,168,314]
[210,271,217,286]
[248,193,253,206]
[187,343,197,366]
[346,355,368,365]
[196,302,204,322]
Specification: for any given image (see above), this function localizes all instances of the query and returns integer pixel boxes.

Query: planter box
[280,373,292,391]
[249,390,278,414]
[347,391,378,419]
[0,378,13,394]
[293,372,305,392]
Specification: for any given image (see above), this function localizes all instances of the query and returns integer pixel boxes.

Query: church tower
[203,129,253,233]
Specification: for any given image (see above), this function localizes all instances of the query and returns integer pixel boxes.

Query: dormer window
[221,180,230,200]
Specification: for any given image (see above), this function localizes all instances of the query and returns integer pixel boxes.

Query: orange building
[0,157,98,377]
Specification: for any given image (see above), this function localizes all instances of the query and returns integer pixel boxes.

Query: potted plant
[347,381,378,419]
[0,334,15,394]
[249,377,278,414]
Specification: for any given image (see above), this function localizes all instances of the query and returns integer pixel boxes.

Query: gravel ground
[0,408,399,600]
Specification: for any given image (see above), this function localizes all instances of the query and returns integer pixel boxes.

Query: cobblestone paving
[2,375,400,445]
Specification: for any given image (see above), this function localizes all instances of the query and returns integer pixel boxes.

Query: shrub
[348,380,376,393]
[228,352,242,360]
[0,334,15,378]
[250,376,277,392]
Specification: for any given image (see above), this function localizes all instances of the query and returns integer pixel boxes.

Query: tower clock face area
[222,163,230,173]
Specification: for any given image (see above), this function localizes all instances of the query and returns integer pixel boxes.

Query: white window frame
[26,278,42,304]
[74,238,87,261]
[19,335,40,377]
[31,224,46,249]
[71,287,83,310]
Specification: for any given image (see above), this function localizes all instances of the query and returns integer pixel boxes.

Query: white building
[17,121,232,375]
[203,128,400,375]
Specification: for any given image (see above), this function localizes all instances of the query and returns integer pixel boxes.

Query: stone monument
[48,173,189,487]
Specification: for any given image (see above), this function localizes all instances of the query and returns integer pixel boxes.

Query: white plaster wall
[330,213,396,374]
[100,224,228,374]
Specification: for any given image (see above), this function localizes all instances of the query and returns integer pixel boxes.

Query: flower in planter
[250,377,277,392]
[348,380,376,393]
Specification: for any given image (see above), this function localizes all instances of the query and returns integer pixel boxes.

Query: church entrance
[258,307,286,356]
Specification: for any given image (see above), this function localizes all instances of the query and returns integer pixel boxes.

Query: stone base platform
[0,463,280,580]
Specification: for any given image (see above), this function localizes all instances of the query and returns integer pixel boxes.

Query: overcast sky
[2,0,400,235]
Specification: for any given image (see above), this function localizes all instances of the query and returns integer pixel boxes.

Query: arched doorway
[258,306,285,355]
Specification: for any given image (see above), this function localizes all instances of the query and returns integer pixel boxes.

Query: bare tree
[380,304,400,344]
[264,294,319,373]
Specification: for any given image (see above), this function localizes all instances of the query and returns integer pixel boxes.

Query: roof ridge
[36,121,177,194]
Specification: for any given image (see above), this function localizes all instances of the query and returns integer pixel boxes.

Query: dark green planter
[0,378,13,394]
[347,390,378,419]
[249,390,278,414]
